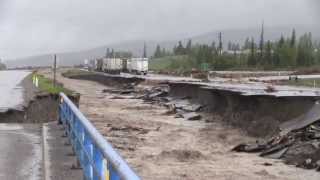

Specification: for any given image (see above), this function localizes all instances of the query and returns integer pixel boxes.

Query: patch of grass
[150,55,196,71]
[35,74,73,95]
[281,78,320,88]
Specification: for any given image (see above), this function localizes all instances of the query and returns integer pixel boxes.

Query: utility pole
[218,32,223,56]
[53,54,57,87]
[259,21,265,61]
[143,42,147,58]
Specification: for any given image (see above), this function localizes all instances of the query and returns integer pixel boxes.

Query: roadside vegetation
[150,27,320,73]
[34,73,73,95]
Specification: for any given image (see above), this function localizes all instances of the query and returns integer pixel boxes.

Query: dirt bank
[39,68,320,180]
[169,82,317,137]
[63,71,145,88]
[63,71,318,137]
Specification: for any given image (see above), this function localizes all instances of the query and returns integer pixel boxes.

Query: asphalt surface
[0,124,42,180]
[0,70,31,112]
[43,122,83,180]
[120,72,320,97]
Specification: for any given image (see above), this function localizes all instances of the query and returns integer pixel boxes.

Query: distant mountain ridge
[5,25,319,68]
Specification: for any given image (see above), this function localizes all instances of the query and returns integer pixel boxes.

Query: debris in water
[233,106,320,171]
[265,85,276,93]
[182,112,202,121]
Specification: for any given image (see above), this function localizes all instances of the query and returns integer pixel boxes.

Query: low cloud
[0,0,317,59]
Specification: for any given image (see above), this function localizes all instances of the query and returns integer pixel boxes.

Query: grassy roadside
[34,73,73,95]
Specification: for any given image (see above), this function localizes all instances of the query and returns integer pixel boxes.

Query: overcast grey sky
[0,0,318,59]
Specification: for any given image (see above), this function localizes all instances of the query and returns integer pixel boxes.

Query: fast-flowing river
[0,70,31,112]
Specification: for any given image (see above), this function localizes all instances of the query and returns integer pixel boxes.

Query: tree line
[153,27,320,70]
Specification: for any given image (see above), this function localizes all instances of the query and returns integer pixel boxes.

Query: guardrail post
[84,131,93,179]
[59,93,140,180]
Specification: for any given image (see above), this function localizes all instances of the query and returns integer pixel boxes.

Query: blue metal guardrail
[59,92,140,180]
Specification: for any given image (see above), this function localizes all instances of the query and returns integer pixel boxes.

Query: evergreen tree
[143,42,147,58]
[218,32,223,55]
[290,29,296,48]
[154,44,162,58]
[174,41,185,55]
[247,38,257,66]
[211,41,218,56]
[279,35,285,48]
[243,37,251,50]
[297,33,314,66]
[186,39,192,54]
[263,41,273,68]
[259,22,265,60]
[162,48,167,57]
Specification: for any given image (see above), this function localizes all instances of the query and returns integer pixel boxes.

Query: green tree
[211,41,218,56]
[186,39,192,54]
[263,40,273,68]
[247,38,257,66]
[243,37,251,50]
[297,33,314,66]
[218,32,223,55]
[258,22,264,65]
[154,44,162,58]
[290,29,296,48]
[174,41,185,55]
[143,42,147,58]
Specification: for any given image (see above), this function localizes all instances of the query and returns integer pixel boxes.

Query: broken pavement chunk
[182,104,203,112]
[182,112,201,121]
[280,103,320,135]
[232,143,267,153]
[261,147,289,159]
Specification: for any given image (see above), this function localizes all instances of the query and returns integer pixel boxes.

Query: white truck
[128,58,148,75]
[102,58,123,74]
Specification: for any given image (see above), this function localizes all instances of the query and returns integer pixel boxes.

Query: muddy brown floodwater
[41,69,320,180]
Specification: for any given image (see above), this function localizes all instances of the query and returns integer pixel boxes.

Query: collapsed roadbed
[0,74,79,124]
[65,71,319,137]
[0,73,83,180]
[61,70,320,177]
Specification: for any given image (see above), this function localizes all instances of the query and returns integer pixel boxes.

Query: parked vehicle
[128,58,148,75]
[102,58,122,74]
[95,58,103,72]
[93,57,148,75]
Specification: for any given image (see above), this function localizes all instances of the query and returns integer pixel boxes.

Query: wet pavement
[0,70,31,112]
[0,124,42,180]
[113,72,320,97]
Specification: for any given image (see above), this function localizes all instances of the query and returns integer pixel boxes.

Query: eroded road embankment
[0,71,82,180]
[39,69,320,180]
[0,71,43,180]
